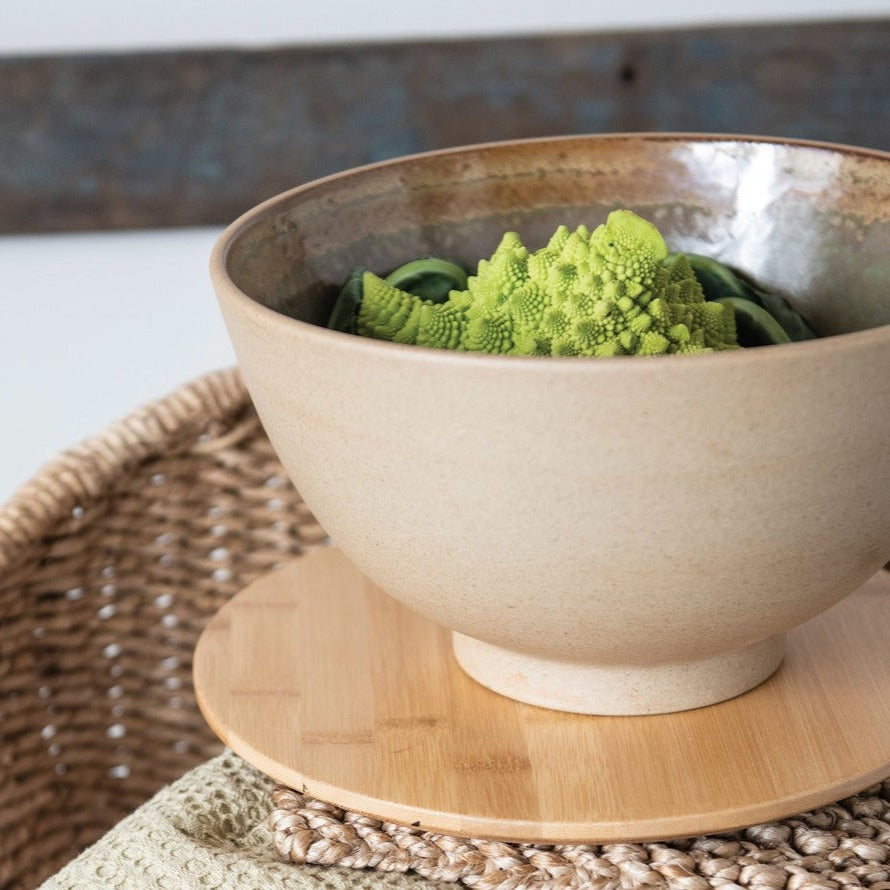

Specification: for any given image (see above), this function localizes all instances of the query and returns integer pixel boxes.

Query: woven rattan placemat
[269,779,890,890]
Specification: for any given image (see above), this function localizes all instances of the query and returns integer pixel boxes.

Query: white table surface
[0,227,237,505]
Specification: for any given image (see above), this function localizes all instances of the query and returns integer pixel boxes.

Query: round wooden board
[194,547,890,844]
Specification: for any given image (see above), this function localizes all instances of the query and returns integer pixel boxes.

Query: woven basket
[0,368,327,890]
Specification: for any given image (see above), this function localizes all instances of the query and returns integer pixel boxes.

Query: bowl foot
[451,632,786,715]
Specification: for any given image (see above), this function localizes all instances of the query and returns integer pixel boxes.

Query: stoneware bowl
[211,134,890,715]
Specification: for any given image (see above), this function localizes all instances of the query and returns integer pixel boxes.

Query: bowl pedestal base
[452,631,786,715]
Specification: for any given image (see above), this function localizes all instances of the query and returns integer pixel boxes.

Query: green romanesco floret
[356,209,739,356]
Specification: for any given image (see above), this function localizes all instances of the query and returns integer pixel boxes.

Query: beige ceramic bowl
[211,135,890,715]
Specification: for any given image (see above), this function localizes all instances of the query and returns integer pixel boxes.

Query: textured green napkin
[39,751,445,890]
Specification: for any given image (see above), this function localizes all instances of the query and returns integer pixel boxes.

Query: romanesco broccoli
[354,209,740,356]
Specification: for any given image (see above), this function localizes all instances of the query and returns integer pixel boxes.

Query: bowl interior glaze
[224,135,890,339]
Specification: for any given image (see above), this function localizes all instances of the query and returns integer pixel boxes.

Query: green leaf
[746,287,817,342]
[717,297,792,347]
[384,258,468,303]
[327,267,365,334]
[677,253,817,342]
[680,253,750,300]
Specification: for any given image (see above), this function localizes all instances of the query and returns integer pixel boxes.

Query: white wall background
[3,0,890,55]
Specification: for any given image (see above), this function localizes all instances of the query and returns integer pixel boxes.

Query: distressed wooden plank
[1,18,889,233]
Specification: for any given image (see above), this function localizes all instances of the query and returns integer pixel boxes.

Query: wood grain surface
[5,18,890,233]
[193,547,890,843]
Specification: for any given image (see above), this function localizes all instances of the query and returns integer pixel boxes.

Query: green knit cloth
[39,752,446,890]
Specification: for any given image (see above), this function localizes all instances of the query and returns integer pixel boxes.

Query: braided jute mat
[269,780,890,890]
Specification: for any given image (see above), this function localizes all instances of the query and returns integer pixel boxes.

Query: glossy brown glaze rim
[210,132,890,371]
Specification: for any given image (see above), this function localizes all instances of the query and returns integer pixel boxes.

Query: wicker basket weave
[0,368,326,890]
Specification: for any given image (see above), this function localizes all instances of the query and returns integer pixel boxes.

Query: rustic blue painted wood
[1,18,888,232]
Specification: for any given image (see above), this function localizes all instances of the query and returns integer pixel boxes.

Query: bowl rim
[210,131,890,371]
